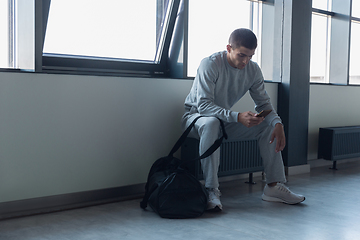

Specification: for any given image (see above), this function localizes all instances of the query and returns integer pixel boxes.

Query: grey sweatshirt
[184,51,282,127]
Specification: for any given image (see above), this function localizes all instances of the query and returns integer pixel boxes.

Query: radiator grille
[218,140,263,177]
[318,126,360,160]
[181,138,263,179]
[333,132,360,157]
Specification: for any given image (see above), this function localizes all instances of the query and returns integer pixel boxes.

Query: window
[352,0,360,17]
[310,13,330,83]
[312,0,331,11]
[1,0,180,75]
[349,0,360,84]
[2,0,273,79]
[0,0,35,70]
[349,22,360,84]
[310,0,332,83]
[44,0,168,62]
[0,0,9,68]
[187,0,251,77]
[310,0,360,85]
[42,0,179,76]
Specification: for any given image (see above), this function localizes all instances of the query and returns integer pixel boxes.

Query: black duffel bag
[140,116,227,218]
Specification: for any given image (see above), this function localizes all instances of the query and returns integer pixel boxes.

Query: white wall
[308,84,360,160]
[4,70,360,203]
[0,71,278,203]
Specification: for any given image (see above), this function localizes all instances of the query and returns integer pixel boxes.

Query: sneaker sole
[262,194,305,205]
[206,206,222,212]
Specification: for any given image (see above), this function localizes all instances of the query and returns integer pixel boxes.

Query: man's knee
[198,117,221,136]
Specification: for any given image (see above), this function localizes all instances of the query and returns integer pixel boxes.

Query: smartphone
[256,109,272,118]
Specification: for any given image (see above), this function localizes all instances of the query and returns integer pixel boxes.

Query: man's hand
[270,123,286,153]
[237,111,264,128]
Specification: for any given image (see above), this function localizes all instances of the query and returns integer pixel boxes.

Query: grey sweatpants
[182,113,287,189]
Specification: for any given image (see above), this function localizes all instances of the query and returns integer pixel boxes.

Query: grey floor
[1,161,360,240]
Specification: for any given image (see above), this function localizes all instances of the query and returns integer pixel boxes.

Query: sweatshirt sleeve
[196,59,239,123]
[249,65,282,127]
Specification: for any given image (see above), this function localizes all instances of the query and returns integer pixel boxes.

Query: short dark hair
[228,28,257,50]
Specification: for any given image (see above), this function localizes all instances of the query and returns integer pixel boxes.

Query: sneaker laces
[274,183,295,195]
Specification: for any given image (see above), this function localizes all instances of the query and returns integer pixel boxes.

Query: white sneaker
[206,188,222,211]
[262,183,305,205]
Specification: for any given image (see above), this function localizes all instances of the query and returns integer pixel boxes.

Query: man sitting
[181,28,305,211]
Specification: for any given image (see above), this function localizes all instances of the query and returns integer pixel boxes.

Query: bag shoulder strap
[169,116,227,162]
[167,116,202,157]
[168,116,227,158]
[179,118,227,167]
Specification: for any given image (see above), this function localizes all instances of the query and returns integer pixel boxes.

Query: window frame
[349,4,360,85]
[310,0,360,86]
[348,16,360,85]
[3,0,276,80]
[310,9,333,84]
[0,0,36,70]
[36,0,181,78]
[186,0,273,81]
